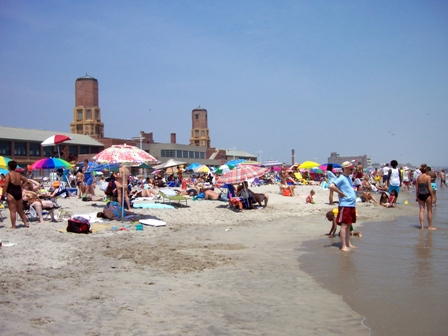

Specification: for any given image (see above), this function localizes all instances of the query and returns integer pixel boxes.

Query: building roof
[76,74,97,81]
[0,126,104,146]
[192,105,207,111]
[225,149,257,158]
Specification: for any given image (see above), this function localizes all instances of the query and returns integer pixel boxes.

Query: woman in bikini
[1,160,29,228]
[115,166,131,210]
[416,166,436,230]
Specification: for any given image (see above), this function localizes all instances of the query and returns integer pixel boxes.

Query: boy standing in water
[329,161,357,252]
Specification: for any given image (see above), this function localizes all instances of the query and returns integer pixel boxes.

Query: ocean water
[299,187,448,335]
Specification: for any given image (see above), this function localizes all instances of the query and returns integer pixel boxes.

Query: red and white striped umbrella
[92,144,159,166]
[41,134,74,146]
[217,165,268,186]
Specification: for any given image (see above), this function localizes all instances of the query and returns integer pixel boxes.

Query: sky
[1,0,447,166]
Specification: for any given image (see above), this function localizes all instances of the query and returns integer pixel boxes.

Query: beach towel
[132,203,174,209]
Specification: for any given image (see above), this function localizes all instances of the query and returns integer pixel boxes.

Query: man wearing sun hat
[329,161,357,252]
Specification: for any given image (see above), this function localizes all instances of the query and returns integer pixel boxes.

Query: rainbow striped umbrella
[31,158,72,170]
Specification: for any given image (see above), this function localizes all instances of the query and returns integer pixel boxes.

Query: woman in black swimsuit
[416,166,435,230]
[1,160,29,228]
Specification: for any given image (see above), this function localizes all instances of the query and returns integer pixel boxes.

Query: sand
[0,184,417,335]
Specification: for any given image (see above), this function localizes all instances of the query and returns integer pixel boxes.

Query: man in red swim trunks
[329,161,358,252]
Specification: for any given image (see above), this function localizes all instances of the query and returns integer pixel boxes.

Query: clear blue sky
[1,0,447,166]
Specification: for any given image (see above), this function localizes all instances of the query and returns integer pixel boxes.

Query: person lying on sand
[203,189,228,201]
[96,201,137,219]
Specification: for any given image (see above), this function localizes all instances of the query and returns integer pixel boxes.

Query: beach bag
[67,216,91,234]
[282,189,291,197]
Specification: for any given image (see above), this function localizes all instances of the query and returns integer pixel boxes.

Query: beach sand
[0,184,417,335]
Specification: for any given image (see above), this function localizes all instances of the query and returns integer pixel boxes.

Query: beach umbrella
[41,134,74,146]
[92,144,159,166]
[240,161,261,166]
[319,163,342,171]
[194,165,210,173]
[298,161,320,169]
[93,144,160,217]
[41,134,74,158]
[310,167,323,174]
[216,165,268,186]
[261,160,284,167]
[0,156,15,169]
[31,158,72,170]
[215,164,234,175]
[152,159,186,170]
[186,163,201,170]
[226,159,245,166]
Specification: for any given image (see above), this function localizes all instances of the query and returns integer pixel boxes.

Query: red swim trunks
[337,207,357,225]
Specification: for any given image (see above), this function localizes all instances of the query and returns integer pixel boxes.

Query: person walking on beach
[326,164,337,204]
[440,170,447,188]
[416,165,436,230]
[329,161,357,252]
[387,160,402,197]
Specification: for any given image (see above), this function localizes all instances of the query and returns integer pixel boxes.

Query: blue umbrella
[186,163,201,170]
[226,159,245,166]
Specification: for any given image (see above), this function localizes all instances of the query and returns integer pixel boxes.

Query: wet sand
[300,188,448,335]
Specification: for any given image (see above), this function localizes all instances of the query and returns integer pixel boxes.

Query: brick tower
[70,74,104,139]
[189,106,210,148]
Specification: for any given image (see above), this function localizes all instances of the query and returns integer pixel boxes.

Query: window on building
[183,150,188,158]
[176,150,182,158]
[201,130,204,137]
[189,151,194,158]
[200,152,205,159]
[95,109,99,120]
[77,109,83,120]
[76,125,83,134]
[194,152,200,159]
[161,150,175,157]
[195,114,198,119]
[43,147,54,157]
[0,141,11,156]
[86,109,92,120]
[195,130,199,137]
[29,143,41,156]
[195,140,199,146]
[80,146,89,154]
[14,142,26,156]
[69,145,78,156]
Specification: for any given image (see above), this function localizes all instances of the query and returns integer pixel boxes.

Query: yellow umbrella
[195,165,210,173]
[298,161,320,169]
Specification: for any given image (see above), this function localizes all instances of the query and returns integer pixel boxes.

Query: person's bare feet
[428,227,437,230]
[349,244,356,248]
[341,246,350,252]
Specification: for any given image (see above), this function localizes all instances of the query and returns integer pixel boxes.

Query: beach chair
[158,191,188,206]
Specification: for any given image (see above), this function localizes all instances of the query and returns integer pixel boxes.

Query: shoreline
[0,184,419,334]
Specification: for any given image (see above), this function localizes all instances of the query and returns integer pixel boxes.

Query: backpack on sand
[67,216,91,234]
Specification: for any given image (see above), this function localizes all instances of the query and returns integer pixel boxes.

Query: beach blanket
[132,203,174,209]
[58,223,111,233]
